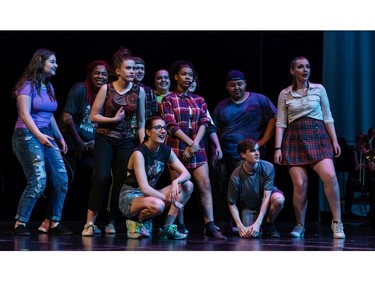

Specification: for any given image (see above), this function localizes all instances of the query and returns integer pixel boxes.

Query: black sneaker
[14,224,31,236]
[204,222,227,240]
[217,222,234,235]
[49,224,73,235]
[263,222,281,238]
[177,224,189,235]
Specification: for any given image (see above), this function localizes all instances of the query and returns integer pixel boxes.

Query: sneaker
[177,223,189,235]
[290,224,305,238]
[204,222,227,240]
[158,224,187,240]
[126,219,151,239]
[82,223,102,236]
[104,223,116,234]
[38,220,50,233]
[142,219,153,236]
[263,222,281,238]
[49,224,73,235]
[331,220,345,239]
[217,222,233,235]
[14,224,31,236]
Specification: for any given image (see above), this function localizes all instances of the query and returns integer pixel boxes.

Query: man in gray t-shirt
[227,138,284,238]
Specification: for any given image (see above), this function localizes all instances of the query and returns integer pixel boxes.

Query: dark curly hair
[168,59,196,91]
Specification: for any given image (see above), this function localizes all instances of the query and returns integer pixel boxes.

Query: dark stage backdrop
[0,31,324,222]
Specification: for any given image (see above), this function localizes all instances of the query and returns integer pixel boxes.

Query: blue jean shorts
[118,185,144,217]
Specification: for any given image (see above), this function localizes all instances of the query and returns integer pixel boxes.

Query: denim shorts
[118,185,144,217]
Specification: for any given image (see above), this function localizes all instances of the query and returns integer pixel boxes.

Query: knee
[28,173,47,198]
[322,170,338,186]
[149,199,165,215]
[182,181,194,195]
[273,194,285,208]
[293,178,306,190]
[198,178,212,193]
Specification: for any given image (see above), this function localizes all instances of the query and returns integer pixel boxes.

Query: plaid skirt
[282,117,334,166]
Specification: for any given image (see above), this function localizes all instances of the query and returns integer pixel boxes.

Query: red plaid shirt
[162,91,210,169]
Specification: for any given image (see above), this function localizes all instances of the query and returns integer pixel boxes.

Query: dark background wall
[0,30,324,223]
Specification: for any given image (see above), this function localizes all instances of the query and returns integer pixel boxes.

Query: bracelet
[189,141,195,147]
[274,147,282,151]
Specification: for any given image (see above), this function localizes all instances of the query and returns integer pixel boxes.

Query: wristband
[274,147,282,151]
[189,141,195,147]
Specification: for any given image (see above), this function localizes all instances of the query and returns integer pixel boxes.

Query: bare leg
[313,159,342,221]
[289,166,309,226]
[86,209,98,225]
[267,192,285,222]
[192,163,214,224]
[169,168,185,225]
[129,196,165,221]
[164,180,194,226]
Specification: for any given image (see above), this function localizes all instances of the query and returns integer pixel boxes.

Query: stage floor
[0,220,374,251]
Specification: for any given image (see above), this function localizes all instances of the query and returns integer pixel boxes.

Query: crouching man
[228,138,284,238]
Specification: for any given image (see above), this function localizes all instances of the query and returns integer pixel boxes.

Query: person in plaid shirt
[162,60,226,239]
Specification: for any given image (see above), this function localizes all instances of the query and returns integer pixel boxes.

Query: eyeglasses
[150,125,166,132]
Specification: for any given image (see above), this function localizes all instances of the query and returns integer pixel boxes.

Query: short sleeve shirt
[227,160,276,211]
[14,82,57,129]
[213,92,277,160]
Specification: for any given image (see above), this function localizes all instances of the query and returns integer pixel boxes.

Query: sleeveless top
[96,82,140,139]
[123,143,171,189]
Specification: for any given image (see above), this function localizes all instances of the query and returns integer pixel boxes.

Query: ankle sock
[15,222,26,228]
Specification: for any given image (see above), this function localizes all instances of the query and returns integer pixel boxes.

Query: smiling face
[43,55,58,77]
[146,118,167,144]
[134,63,145,82]
[90,65,109,89]
[154,69,170,93]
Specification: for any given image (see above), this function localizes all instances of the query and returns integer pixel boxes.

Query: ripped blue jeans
[12,126,69,223]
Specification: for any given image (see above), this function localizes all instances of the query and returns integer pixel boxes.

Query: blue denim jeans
[12,126,69,223]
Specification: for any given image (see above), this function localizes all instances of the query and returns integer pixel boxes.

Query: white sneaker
[104,223,116,234]
[82,223,102,236]
[331,220,345,239]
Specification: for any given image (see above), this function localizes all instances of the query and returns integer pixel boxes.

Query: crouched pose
[228,138,285,238]
[119,116,194,239]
